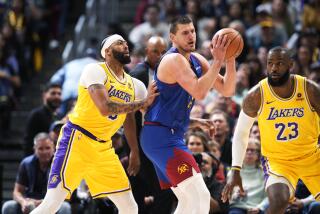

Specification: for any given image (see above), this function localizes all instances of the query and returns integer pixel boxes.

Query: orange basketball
[213,28,244,60]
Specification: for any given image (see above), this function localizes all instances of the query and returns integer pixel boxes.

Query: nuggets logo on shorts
[177,163,189,174]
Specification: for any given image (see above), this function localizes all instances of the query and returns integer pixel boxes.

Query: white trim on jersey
[79,63,107,88]
[132,78,147,101]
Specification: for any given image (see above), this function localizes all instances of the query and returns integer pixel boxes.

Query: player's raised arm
[158,34,229,100]
[221,85,261,202]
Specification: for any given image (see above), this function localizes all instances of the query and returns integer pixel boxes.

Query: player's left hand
[127,150,140,176]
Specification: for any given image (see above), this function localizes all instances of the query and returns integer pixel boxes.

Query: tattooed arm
[88,83,157,116]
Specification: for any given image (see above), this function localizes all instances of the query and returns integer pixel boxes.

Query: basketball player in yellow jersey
[31,34,158,214]
[222,47,320,214]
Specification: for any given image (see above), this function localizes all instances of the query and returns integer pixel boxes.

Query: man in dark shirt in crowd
[23,83,61,155]
[1,133,71,214]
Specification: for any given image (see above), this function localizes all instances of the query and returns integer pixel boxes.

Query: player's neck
[173,45,191,60]
[105,59,124,79]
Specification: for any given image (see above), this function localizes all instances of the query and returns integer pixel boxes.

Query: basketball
[213,28,244,60]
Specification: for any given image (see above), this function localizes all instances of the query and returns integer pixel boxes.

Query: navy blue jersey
[144,47,203,132]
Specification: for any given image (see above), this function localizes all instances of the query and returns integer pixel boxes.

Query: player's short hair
[169,15,193,34]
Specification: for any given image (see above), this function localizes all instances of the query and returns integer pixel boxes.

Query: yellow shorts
[261,148,320,201]
[48,123,130,199]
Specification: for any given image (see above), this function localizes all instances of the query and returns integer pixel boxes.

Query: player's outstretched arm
[221,85,261,203]
[88,82,158,116]
[306,79,320,117]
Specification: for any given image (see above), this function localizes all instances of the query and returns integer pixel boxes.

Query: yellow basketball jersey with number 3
[69,62,135,144]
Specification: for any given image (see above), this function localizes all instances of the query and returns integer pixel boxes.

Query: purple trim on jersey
[48,124,75,192]
[68,121,106,143]
[260,156,270,182]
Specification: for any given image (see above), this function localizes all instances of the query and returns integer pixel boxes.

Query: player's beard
[267,70,290,87]
[112,49,131,64]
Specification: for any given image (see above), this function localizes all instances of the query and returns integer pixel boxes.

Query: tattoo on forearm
[106,100,145,114]
[89,84,145,114]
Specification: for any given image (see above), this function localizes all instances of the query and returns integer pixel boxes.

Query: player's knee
[267,185,290,212]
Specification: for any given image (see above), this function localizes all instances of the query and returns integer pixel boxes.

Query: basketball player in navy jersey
[140,16,237,214]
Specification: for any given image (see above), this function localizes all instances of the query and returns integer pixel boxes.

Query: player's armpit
[242,84,261,118]
[306,79,320,116]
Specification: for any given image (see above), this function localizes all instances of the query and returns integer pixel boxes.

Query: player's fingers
[221,185,230,202]
[212,34,218,47]
[216,34,223,47]
[221,35,229,48]
[239,182,245,194]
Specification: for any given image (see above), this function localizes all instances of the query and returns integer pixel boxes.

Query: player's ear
[169,33,175,43]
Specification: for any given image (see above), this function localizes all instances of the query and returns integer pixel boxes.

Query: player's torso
[69,62,135,141]
[145,47,202,131]
[258,75,320,160]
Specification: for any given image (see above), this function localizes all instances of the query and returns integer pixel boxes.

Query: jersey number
[108,115,118,120]
[275,122,298,141]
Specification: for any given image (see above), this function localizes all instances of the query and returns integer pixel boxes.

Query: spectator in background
[210,110,232,167]
[24,83,61,156]
[286,180,320,214]
[249,121,260,141]
[292,45,313,76]
[48,120,64,145]
[246,56,266,88]
[308,62,320,85]
[186,130,210,154]
[200,152,228,214]
[227,139,268,214]
[232,63,249,106]
[301,0,320,32]
[129,4,169,51]
[1,133,71,214]
[0,31,21,137]
[246,10,287,51]
[228,20,249,64]
[50,47,98,117]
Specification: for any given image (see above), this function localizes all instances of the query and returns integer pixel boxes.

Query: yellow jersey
[258,75,320,160]
[69,62,135,143]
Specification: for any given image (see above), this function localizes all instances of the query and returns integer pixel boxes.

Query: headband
[100,34,125,58]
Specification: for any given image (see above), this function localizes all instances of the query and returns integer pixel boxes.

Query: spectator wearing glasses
[227,138,268,214]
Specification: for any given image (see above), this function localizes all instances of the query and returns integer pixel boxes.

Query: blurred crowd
[1,0,320,214]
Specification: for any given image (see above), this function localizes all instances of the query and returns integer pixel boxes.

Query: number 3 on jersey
[275,122,298,141]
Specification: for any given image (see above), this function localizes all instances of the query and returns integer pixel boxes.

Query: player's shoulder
[242,83,262,115]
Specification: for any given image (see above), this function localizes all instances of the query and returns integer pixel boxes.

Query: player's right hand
[221,169,245,203]
[211,34,231,62]
[143,81,159,109]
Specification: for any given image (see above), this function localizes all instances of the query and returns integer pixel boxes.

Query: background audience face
[249,123,261,140]
[43,86,62,110]
[210,112,229,139]
[187,134,206,153]
[145,36,167,67]
[34,135,55,164]
[244,140,260,166]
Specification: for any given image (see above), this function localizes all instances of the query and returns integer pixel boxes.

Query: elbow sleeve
[232,110,256,167]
